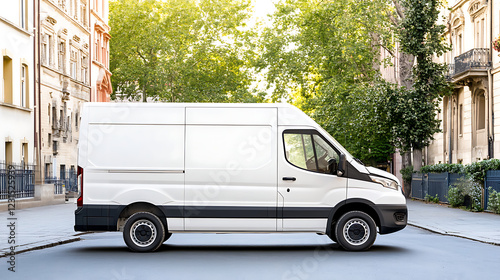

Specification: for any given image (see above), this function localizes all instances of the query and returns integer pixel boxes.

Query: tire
[334,211,376,251]
[123,212,165,252]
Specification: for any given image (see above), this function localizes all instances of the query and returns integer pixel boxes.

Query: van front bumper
[375,204,407,234]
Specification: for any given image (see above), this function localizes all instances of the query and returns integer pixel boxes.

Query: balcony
[448,48,491,83]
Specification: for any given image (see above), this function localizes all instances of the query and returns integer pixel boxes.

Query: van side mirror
[327,158,337,175]
[337,154,346,177]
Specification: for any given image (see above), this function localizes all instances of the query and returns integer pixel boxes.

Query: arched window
[476,92,485,130]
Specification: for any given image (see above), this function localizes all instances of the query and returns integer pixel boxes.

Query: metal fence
[411,172,465,203]
[0,162,35,200]
[485,170,500,210]
[45,168,77,194]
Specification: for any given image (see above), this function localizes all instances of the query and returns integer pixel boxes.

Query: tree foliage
[390,0,452,152]
[110,0,260,102]
[257,0,395,164]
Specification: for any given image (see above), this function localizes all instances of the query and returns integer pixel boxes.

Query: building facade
[34,0,111,184]
[35,0,92,183]
[1,0,35,168]
[427,0,500,165]
[90,0,112,102]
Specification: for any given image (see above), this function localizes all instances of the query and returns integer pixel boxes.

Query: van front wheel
[335,211,376,251]
[123,212,165,252]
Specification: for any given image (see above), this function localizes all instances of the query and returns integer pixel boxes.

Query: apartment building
[90,0,112,102]
[1,0,35,168]
[427,0,500,165]
[35,0,91,183]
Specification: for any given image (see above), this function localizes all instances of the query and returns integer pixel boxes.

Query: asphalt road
[2,226,499,280]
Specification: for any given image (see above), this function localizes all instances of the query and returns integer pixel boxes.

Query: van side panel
[80,107,186,231]
[184,107,278,231]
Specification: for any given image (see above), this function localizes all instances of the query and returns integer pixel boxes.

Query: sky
[251,0,278,27]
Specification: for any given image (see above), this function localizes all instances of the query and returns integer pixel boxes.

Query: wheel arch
[326,199,381,236]
[117,202,167,231]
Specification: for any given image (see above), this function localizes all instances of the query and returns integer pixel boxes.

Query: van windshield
[317,126,354,161]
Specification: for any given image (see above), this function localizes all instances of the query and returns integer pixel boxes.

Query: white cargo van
[75,103,407,252]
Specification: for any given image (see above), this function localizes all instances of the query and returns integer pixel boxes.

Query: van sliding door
[184,107,278,231]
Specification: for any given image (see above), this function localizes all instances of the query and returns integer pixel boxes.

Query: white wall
[0,0,35,165]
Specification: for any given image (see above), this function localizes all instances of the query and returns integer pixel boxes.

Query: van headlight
[370,176,399,191]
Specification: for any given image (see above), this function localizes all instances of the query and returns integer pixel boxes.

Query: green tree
[391,0,452,171]
[257,0,396,164]
[110,0,259,102]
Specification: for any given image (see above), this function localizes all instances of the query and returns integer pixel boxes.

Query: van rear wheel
[335,211,376,251]
[123,212,165,252]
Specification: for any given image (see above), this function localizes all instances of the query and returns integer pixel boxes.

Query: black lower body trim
[375,204,407,234]
[74,204,407,234]
[74,205,125,231]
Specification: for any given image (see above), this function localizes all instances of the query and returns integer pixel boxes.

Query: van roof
[83,102,295,109]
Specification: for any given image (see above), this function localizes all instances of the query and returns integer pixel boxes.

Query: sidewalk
[0,199,81,257]
[1,199,500,257]
[406,199,500,245]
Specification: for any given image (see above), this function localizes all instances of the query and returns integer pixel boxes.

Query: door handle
[282,177,296,181]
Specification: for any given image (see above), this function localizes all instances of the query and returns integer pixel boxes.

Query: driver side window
[284,131,340,174]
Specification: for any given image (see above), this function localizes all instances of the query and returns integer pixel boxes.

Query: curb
[0,236,81,258]
[408,222,500,246]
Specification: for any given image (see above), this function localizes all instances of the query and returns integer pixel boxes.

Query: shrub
[449,177,483,211]
[421,163,464,174]
[447,186,464,207]
[464,159,500,184]
[488,187,500,214]
[400,165,413,183]
[424,194,439,203]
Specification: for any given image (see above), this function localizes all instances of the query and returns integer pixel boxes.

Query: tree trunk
[413,148,422,172]
[402,151,412,168]
[398,52,415,89]
[402,151,412,197]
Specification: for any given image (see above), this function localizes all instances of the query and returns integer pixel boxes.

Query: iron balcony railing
[453,48,491,76]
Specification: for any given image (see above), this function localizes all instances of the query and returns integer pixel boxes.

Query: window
[94,31,99,61]
[459,104,463,135]
[3,56,13,104]
[283,131,340,174]
[21,64,28,107]
[58,41,66,73]
[60,109,64,130]
[75,112,79,130]
[81,53,88,83]
[5,142,13,164]
[70,48,77,80]
[20,0,27,29]
[53,140,58,155]
[60,164,66,179]
[52,106,57,129]
[22,143,28,166]
[477,93,486,130]
[457,34,462,54]
[475,17,485,48]
[45,163,52,180]
[80,1,87,26]
[41,35,48,65]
